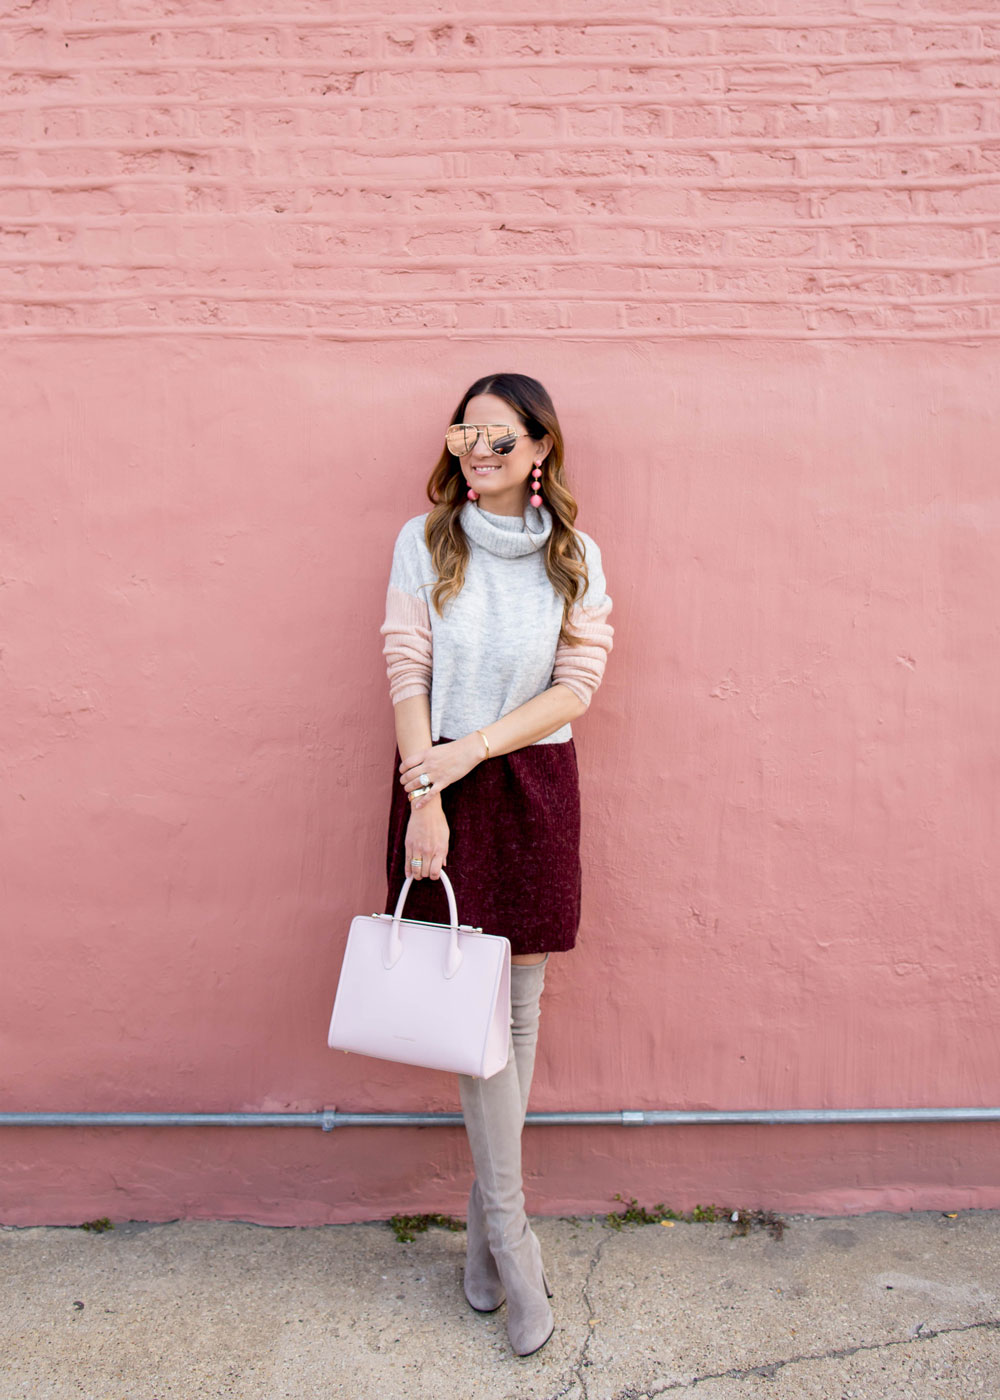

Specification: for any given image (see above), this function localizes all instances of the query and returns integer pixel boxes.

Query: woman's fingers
[406,848,428,880]
[418,848,449,879]
[400,755,433,785]
[406,847,448,881]
[402,762,438,807]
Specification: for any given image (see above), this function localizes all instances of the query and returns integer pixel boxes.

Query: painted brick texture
[1,4,999,337]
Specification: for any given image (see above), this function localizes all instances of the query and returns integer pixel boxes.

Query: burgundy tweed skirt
[385,736,582,956]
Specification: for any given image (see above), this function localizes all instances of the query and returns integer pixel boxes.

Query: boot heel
[543,1269,554,1299]
[493,1228,554,1356]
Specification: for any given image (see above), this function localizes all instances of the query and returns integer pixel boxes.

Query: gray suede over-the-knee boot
[463,958,548,1312]
[510,957,548,1122]
[460,959,552,1354]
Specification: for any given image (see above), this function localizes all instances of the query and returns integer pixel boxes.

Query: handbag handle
[384,869,463,979]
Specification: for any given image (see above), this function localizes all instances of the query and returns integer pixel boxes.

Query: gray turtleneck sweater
[380,501,613,746]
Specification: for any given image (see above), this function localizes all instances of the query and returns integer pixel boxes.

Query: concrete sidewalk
[2,1210,998,1399]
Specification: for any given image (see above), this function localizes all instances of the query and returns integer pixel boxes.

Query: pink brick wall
[2,6,999,338]
[3,3,999,1225]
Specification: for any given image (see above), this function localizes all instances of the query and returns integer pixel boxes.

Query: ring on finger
[408,784,432,801]
[419,772,431,786]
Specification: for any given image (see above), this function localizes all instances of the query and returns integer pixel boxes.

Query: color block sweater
[380,500,613,746]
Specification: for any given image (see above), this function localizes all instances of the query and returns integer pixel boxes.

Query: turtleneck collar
[459,500,553,558]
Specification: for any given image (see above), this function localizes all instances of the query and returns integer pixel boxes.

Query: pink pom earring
[529,462,543,509]
[466,481,479,500]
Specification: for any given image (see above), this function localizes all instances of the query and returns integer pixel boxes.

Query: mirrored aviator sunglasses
[445,424,526,457]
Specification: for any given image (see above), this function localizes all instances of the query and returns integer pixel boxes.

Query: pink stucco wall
[3,5,999,1225]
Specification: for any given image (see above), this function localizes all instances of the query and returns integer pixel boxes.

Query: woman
[379,372,614,1357]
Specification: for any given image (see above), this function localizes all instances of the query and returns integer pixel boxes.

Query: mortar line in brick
[0,267,980,287]
[1,50,995,75]
[1,302,991,329]
[8,136,1000,155]
[2,326,996,343]
[3,255,988,274]
[3,239,991,261]
[5,178,999,198]
[4,290,988,309]
[9,14,995,35]
[0,90,990,111]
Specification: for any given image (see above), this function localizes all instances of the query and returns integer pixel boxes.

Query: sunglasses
[445,423,529,458]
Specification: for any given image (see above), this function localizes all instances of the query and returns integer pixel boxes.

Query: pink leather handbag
[328,870,512,1079]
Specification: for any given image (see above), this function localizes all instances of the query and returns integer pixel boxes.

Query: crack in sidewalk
[547,1230,611,1400]
[608,1315,1000,1396]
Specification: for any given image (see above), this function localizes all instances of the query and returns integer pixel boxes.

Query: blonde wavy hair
[424,373,589,648]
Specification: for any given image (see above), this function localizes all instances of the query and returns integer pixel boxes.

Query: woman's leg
[464,956,550,1312]
[459,953,553,1355]
[458,1050,554,1356]
[510,954,548,1119]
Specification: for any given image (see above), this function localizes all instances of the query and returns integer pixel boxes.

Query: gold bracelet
[477,729,490,759]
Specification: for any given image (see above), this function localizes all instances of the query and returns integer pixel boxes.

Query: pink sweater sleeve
[551,597,614,707]
[379,584,432,703]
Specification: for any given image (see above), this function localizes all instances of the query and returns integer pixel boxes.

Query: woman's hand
[399,734,484,811]
[405,798,450,881]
